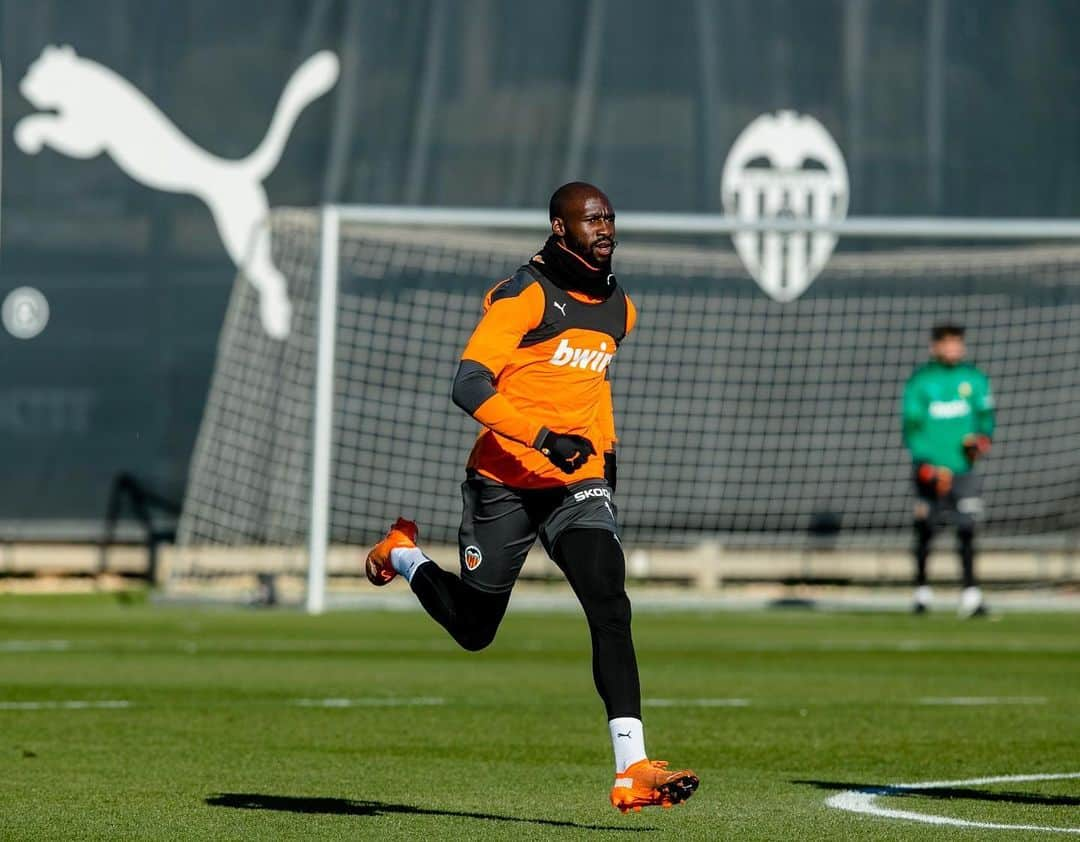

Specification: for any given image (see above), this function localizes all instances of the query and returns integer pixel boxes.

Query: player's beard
[535,234,617,298]
[565,230,615,271]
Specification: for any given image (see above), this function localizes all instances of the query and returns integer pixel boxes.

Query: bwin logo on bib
[549,338,614,371]
[14,45,340,340]
[722,110,849,303]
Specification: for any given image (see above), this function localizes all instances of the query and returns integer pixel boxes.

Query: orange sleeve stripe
[596,377,617,452]
[458,280,546,446]
[472,393,545,448]
[596,293,633,452]
[460,282,545,374]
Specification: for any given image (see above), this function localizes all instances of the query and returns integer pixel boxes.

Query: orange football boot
[610,759,699,813]
[364,518,418,586]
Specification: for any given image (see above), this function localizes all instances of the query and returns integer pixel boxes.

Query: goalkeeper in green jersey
[902,323,995,617]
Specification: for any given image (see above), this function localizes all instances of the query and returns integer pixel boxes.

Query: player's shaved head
[548,182,616,268]
[549,181,610,221]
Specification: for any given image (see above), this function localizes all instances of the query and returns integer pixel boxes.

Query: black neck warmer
[532,235,616,299]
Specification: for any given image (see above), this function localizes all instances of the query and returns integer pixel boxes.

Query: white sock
[390,547,431,583]
[915,585,933,606]
[609,717,647,774]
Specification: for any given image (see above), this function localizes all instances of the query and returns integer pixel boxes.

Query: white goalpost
[175,205,1080,613]
[306,206,341,615]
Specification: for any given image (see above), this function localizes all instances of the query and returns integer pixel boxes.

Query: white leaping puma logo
[14,45,340,339]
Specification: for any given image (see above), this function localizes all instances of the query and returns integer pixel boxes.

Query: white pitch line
[3,639,1077,656]
[0,640,72,652]
[893,772,1080,789]
[826,771,1080,834]
[292,697,445,708]
[185,640,458,652]
[0,639,460,654]
[644,698,751,707]
[0,700,131,710]
[918,696,1047,706]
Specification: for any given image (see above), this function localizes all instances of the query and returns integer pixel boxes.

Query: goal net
[172,207,1080,605]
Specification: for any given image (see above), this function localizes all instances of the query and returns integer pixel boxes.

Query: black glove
[536,430,595,474]
[604,450,617,492]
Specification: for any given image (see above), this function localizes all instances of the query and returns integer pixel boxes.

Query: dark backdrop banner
[2,0,1079,534]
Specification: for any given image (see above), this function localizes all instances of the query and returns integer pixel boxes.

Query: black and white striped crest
[722,111,849,302]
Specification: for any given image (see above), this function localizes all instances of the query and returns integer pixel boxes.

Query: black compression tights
[409,528,641,719]
[914,519,977,589]
[409,564,510,652]
[914,519,933,587]
[553,529,641,720]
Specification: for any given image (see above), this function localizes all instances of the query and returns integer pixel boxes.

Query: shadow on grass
[206,793,656,832]
[794,780,1080,807]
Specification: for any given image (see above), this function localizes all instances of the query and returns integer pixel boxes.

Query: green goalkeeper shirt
[902,360,995,474]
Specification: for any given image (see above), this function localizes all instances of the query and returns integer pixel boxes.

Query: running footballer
[364,182,699,813]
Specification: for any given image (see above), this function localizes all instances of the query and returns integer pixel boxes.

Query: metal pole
[321,0,364,202]
[844,0,868,211]
[564,0,605,181]
[926,0,948,213]
[306,205,340,614]
[694,0,721,211]
[329,203,1080,239]
[405,0,449,205]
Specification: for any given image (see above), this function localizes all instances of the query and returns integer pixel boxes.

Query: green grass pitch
[1,593,1078,840]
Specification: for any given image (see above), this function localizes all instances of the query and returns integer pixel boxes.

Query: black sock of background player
[552,528,641,720]
[958,528,976,588]
[914,520,934,586]
[410,563,510,651]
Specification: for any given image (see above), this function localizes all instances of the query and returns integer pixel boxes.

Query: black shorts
[457,473,619,593]
[913,467,983,529]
